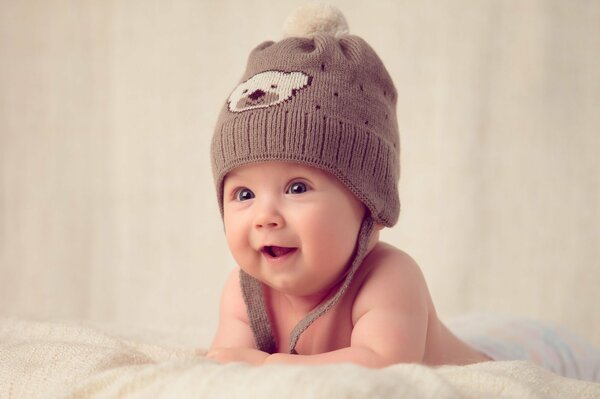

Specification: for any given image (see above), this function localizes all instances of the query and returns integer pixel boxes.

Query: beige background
[1,0,599,347]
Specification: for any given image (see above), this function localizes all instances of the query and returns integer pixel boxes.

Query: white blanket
[1,318,599,399]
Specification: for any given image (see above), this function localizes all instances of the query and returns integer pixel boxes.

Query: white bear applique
[227,70,312,113]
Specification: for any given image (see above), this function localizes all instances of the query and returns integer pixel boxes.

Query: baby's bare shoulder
[352,243,430,320]
[363,243,425,283]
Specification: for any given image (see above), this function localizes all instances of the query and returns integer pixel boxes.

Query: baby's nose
[254,212,285,230]
[248,89,265,101]
[256,220,279,228]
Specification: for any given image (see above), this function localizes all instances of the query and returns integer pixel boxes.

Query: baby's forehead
[224,161,343,186]
[226,161,321,179]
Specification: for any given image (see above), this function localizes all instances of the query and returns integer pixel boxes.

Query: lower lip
[262,249,298,263]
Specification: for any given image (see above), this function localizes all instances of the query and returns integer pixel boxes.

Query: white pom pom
[282,4,349,38]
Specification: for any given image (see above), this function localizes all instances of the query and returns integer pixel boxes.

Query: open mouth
[261,246,297,259]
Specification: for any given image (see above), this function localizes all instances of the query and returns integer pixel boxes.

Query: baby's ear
[374,223,385,231]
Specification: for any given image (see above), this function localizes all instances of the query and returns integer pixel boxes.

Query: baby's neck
[274,286,338,321]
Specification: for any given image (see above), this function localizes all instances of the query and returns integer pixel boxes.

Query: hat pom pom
[282,4,349,38]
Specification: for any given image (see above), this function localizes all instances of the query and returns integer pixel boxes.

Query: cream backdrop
[1,0,599,347]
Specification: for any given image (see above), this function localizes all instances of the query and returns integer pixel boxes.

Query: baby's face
[222,161,365,297]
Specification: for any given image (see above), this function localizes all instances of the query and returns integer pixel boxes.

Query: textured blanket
[1,318,599,399]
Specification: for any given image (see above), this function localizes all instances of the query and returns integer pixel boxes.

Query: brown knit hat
[210,5,400,354]
[211,6,400,227]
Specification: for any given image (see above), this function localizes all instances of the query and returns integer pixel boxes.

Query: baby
[207,5,600,378]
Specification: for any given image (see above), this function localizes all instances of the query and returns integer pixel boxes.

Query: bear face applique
[227,70,312,113]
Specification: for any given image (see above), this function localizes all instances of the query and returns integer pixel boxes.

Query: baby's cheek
[307,217,357,266]
[225,227,250,262]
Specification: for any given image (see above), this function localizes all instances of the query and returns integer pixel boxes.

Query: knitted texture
[211,34,400,227]
[239,269,277,354]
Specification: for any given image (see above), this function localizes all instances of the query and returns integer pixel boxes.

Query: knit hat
[211,5,400,227]
[211,4,400,354]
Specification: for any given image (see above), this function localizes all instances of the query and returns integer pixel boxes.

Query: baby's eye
[287,182,308,195]
[235,188,255,201]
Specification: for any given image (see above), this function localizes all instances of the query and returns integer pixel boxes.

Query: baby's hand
[206,347,270,365]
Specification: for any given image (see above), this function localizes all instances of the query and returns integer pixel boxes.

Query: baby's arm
[209,268,256,351]
[265,250,430,368]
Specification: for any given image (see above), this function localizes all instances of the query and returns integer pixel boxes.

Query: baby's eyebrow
[224,171,242,181]
[223,174,250,189]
